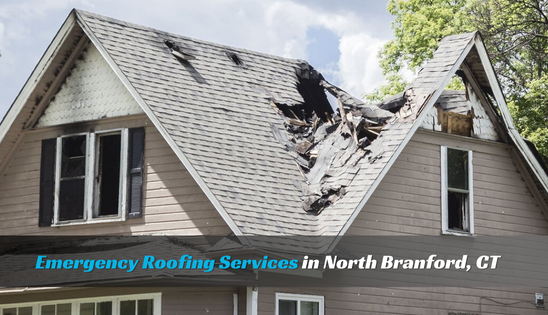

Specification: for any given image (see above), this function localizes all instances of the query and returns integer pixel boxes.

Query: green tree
[379,0,473,75]
[364,73,407,103]
[371,0,548,157]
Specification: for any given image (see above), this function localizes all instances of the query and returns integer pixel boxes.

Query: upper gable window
[39,128,145,226]
[441,146,474,235]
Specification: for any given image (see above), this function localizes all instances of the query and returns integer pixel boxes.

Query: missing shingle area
[269,61,395,215]
[164,39,195,61]
[226,51,245,67]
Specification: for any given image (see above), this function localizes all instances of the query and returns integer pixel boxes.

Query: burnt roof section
[377,91,406,113]
[378,90,470,115]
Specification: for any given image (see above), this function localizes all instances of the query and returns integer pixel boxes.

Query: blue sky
[0,0,393,118]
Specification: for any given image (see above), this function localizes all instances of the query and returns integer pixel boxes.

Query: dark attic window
[97,133,122,216]
[447,148,469,231]
[442,146,473,235]
[59,135,87,221]
[38,128,146,227]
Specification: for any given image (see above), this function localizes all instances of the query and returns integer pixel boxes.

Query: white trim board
[472,36,548,196]
[441,146,474,235]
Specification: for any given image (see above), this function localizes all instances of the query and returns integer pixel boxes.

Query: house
[1,8,548,314]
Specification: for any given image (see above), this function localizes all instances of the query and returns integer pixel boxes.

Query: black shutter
[127,128,145,218]
[39,138,56,226]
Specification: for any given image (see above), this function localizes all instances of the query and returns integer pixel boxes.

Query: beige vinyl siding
[347,130,548,236]
[258,287,547,315]
[0,287,240,315]
[0,116,230,236]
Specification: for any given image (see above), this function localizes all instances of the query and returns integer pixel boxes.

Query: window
[2,306,33,315]
[39,128,145,226]
[95,133,122,217]
[41,304,71,315]
[275,293,324,315]
[0,294,159,315]
[441,146,474,235]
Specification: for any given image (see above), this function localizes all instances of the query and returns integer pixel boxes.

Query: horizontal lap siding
[347,131,548,236]
[162,288,238,315]
[347,137,443,236]
[323,131,548,314]
[0,118,230,236]
[259,287,547,315]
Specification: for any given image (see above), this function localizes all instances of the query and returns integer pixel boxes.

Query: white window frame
[441,145,474,235]
[275,293,324,315]
[52,129,129,226]
[0,293,161,315]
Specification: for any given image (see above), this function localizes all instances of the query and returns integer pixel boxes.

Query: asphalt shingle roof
[75,10,476,240]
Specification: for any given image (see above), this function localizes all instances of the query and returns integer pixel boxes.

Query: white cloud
[336,33,387,97]
[0,22,4,49]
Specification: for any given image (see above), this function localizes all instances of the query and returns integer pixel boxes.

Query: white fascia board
[473,37,548,194]
[0,12,76,146]
[75,12,248,244]
[327,36,477,252]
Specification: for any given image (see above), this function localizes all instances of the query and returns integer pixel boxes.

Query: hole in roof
[226,52,244,66]
[164,39,195,61]
[164,40,178,51]
[325,89,339,112]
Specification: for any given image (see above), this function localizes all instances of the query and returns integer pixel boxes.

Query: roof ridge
[439,31,478,43]
[74,9,301,65]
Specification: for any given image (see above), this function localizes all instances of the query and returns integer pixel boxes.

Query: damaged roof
[2,10,548,252]
[69,11,478,240]
[72,10,407,238]
[379,90,470,115]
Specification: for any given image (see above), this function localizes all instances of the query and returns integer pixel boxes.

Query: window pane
[120,301,136,315]
[97,302,111,315]
[18,307,32,315]
[279,300,297,315]
[41,305,55,315]
[57,304,71,315]
[61,136,86,178]
[3,308,16,315]
[447,149,468,190]
[97,134,121,216]
[137,300,153,315]
[301,301,319,315]
[80,303,94,315]
[59,179,85,221]
[448,191,468,231]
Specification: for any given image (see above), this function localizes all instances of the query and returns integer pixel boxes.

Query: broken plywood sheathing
[270,62,394,214]
[418,89,501,141]
[437,107,473,136]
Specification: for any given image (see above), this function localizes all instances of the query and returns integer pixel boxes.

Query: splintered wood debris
[270,62,394,215]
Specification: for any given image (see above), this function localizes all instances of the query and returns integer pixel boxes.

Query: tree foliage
[371,0,548,157]
[364,73,408,103]
[379,0,473,74]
